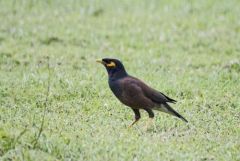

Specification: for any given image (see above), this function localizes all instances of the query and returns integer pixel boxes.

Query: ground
[0,0,240,160]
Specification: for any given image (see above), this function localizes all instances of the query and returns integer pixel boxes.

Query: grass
[0,0,240,160]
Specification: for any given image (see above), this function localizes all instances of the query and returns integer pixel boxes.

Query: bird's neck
[108,69,128,81]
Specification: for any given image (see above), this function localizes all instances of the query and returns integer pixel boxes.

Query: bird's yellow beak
[96,59,104,64]
[96,59,116,67]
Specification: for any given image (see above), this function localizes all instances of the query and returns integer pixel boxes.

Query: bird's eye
[106,61,116,68]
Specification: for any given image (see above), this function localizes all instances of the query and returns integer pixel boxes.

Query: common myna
[97,58,188,128]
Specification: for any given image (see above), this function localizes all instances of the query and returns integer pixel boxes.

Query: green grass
[0,0,240,160]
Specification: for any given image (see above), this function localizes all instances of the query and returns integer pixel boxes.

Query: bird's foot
[128,119,139,128]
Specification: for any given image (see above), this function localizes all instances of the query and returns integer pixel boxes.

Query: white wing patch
[153,104,173,115]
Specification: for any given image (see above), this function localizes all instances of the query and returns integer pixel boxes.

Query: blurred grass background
[0,0,240,160]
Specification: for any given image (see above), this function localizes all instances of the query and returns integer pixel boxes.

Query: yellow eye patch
[106,61,116,67]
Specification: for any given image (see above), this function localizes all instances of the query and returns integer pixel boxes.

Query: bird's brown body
[97,58,188,127]
[115,76,174,109]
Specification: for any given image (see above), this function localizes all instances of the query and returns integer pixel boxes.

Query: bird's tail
[155,103,188,123]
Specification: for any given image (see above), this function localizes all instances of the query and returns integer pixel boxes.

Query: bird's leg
[129,109,141,128]
[144,109,155,130]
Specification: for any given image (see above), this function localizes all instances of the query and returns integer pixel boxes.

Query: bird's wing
[129,76,177,104]
[147,89,177,104]
[120,78,154,108]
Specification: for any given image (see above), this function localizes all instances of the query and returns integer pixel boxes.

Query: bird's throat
[108,69,127,80]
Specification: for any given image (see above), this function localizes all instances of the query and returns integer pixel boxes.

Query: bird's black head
[96,58,128,79]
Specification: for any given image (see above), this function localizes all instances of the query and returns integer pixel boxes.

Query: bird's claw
[128,119,139,128]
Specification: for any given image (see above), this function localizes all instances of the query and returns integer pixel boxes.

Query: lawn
[0,0,240,160]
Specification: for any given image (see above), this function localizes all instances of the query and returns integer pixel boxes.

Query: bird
[96,58,188,128]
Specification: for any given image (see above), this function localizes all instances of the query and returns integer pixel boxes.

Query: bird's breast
[108,80,123,98]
